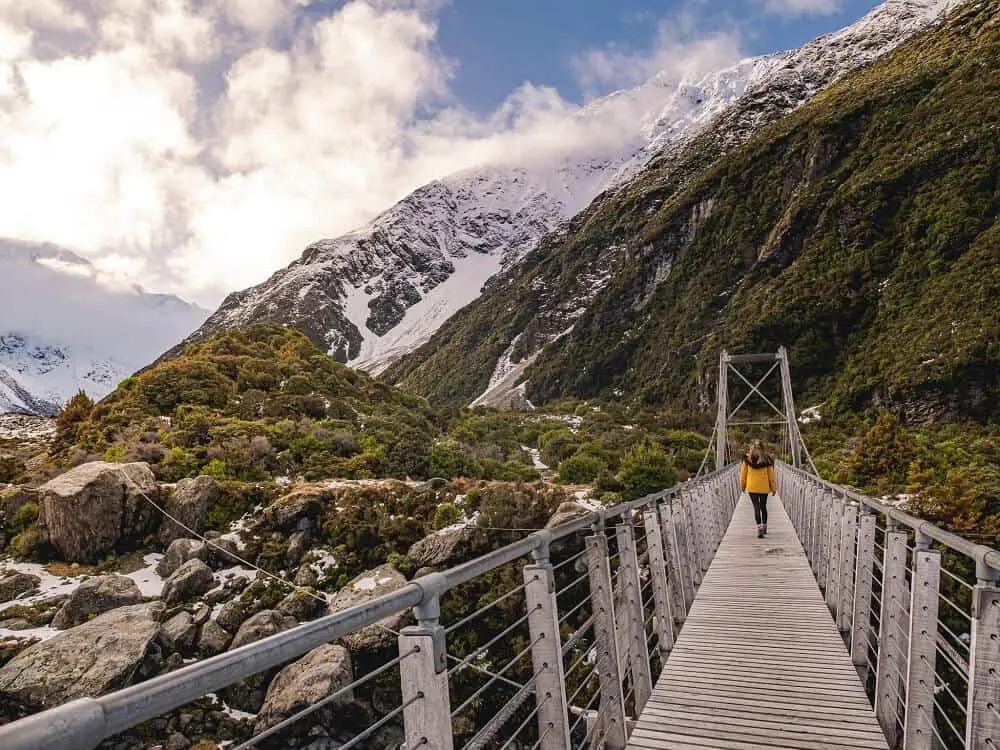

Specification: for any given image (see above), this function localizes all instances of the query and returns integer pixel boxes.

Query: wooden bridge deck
[627,494,889,750]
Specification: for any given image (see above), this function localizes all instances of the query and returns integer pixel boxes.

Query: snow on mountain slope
[0,242,209,415]
[190,0,960,376]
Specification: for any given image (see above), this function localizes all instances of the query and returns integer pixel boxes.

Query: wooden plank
[626,493,889,750]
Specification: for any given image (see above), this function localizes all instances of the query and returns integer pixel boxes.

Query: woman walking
[740,441,777,538]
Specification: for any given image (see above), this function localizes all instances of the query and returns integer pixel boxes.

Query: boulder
[221,610,297,712]
[196,620,232,657]
[158,611,197,656]
[277,588,327,621]
[156,539,210,578]
[0,569,40,603]
[216,599,247,634]
[207,537,240,569]
[0,602,164,709]
[407,524,474,567]
[39,461,159,563]
[545,501,591,529]
[161,476,220,542]
[294,565,319,587]
[254,644,353,733]
[256,487,329,530]
[329,565,409,652]
[286,531,309,567]
[51,574,143,629]
[162,560,214,606]
[229,610,297,651]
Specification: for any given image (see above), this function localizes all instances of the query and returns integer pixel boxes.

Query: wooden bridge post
[826,492,843,613]
[903,534,940,750]
[399,610,454,750]
[616,523,653,714]
[965,566,1000,749]
[585,533,628,750]
[807,479,820,568]
[659,500,691,620]
[524,546,572,750]
[816,487,831,592]
[643,508,675,656]
[677,492,701,589]
[837,500,858,633]
[875,528,908,746]
[851,512,877,679]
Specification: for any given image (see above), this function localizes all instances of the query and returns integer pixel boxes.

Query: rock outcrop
[39,461,159,563]
[221,610,298,712]
[161,559,214,606]
[329,565,409,652]
[407,524,474,567]
[51,574,143,629]
[0,602,164,709]
[545,501,591,529]
[161,476,220,542]
[0,569,40,603]
[156,538,210,578]
[254,644,353,733]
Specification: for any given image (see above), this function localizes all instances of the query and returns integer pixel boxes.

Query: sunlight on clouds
[762,0,842,16]
[0,0,739,307]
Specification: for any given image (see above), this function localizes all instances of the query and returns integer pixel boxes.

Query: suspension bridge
[0,350,997,750]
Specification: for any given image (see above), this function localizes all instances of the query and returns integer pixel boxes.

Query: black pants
[749,493,768,525]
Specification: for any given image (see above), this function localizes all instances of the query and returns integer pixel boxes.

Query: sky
[0,0,885,309]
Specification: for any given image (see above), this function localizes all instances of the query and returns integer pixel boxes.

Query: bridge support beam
[837,500,858,633]
[903,537,940,750]
[524,560,572,750]
[586,533,628,750]
[643,508,675,656]
[399,621,454,750]
[875,529,909,746]
[965,574,1000,749]
[851,512,877,680]
[617,522,653,715]
[658,500,689,624]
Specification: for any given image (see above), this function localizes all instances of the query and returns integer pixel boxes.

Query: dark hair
[747,441,771,463]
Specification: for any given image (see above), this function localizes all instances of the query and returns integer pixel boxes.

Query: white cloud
[0,0,742,308]
[762,0,841,17]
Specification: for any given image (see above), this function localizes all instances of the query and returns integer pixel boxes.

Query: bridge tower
[715,347,803,470]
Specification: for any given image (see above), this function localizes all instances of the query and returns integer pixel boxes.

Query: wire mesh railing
[0,465,740,750]
[778,463,1000,750]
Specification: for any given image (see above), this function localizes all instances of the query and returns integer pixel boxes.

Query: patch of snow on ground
[0,624,58,641]
[308,549,339,576]
[125,553,166,597]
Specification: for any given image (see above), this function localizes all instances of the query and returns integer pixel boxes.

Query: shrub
[428,440,477,479]
[617,442,676,500]
[0,455,25,484]
[557,454,606,484]
[433,502,463,530]
[9,501,39,535]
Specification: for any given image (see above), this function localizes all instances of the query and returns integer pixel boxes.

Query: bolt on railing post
[399,595,454,750]
[585,533,628,750]
[852,512,877,681]
[523,545,572,750]
[965,564,1000,749]
[837,501,858,634]
[903,534,940,750]
[616,522,653,714]
[659,501,691,621]
[643,508,675,656]
[875,528,908,746]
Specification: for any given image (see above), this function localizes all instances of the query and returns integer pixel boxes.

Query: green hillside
[387,0,999,424]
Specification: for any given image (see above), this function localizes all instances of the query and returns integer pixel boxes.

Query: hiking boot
[762,523,767,536]
[756,524,764,538]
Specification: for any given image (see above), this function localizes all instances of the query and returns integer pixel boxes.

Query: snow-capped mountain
[190,0,959,375]
[0,242,209,415]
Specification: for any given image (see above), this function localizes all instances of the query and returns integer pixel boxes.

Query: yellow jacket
[741,457,777,494]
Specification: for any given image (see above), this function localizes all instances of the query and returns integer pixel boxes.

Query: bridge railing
[778,463,1000,750]
[0,465,740,750]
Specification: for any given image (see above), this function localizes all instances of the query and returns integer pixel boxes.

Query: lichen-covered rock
[51,574,143,629]
[196,620,232,657]
[0,569,40,603]
[329,565,409,652]
[0,602,164,709]
[254,644,353,733]
[255,487,329,531]
[161,476,220,542]
[407,523,474,567]
[158,611,197,656]
[39,462,159,563]
[277,588,327,622]
[161,559,214,606]
[221,610,297,712]
[545,501,591,529]
[206,537,240,569]
[156,539,210,578]
[216,599,247,634]
[294,564,319,587]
